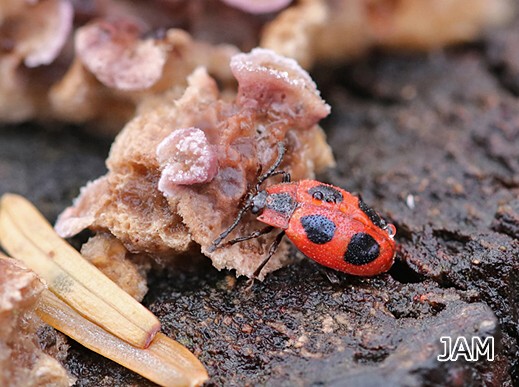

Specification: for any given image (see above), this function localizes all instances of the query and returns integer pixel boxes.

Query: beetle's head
[251,190,268,215]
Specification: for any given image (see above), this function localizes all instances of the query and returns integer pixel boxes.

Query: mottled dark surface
[2,23,519,387]
[0,125,110,222]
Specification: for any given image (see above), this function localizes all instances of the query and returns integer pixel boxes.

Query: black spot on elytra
[358,199,386,229]
[344,232,380,265]
[301,214,336,244]
[266,193,297,216]
[308,184,343,203]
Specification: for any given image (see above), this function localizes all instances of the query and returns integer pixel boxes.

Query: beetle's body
[210,143,396,278]
[257,180,396,276]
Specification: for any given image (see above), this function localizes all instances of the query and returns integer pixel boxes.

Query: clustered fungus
[49,27,238,134]
[0,0,512,129]
[261,0,514,67]
[56,49,335,278]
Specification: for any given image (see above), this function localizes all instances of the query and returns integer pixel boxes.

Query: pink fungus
[75,18,167,90]
[230,48,330,127]
[220,0,292,14]
[157,127,218,195]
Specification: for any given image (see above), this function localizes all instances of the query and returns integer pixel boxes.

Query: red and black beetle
[210,143,396,278]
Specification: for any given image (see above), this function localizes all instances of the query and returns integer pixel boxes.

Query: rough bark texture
[1,23,519,387]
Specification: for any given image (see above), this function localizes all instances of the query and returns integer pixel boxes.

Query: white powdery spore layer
[156,127,218,196]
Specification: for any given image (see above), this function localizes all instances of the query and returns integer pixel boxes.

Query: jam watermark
[437,336,494,362]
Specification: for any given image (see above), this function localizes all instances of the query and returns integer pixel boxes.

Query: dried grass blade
[0,193,160,348]
[37,291,208,387]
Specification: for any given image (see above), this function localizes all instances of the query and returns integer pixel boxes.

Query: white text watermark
[437,336,494,362]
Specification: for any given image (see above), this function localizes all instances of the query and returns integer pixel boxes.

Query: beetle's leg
[256,170,290,190]
[353,192,363,201]
[222,226,275,247]
[267,170,291,183]
[319,267,340,284]
[252,230,285,278]
[208,199,252,252]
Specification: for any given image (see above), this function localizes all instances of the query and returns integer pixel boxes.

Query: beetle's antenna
[256,142,286,190]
